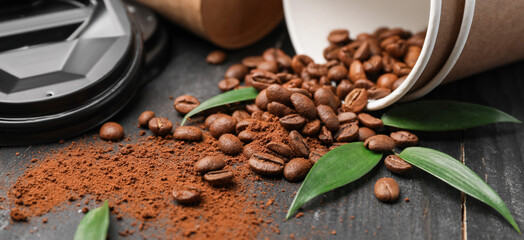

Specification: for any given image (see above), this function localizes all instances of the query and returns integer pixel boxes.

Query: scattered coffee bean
[343,88,368,113]
[314,87,340,112]
[225,63,248,79]
[251,69,278,90]
[306,63,328,78]
[376,73,398,90]
[243,144,257,158]
[363,55,383,74]
[148,117,173,136]
[205,113,228,129]
[267,102,296,117]
[194,156,226,173]
[279,114,306,131]
[289,131,310,158]
[327,65,348,82]
[242,56,264,68]
[374,177,400,202]
[330,142,349,150]
[172,186,201,204]
[338,112,357,124]
[255,89,269,110]
[357,113,384,130]
[174,95,200,115]
[245,103,260,113]
[364,135,396,152]
[99,122,124,141]
[336,80,354,100]
[248,152,285,176]
[238,130,257,143]
[405,46,421,68]
[349,60,367,83]
[384,155,412,175]
[301,119,321,136]
[291,55,314,74]
[392,76,406,91]
[257,61,279,73]
[317,105,339,132]
[354,79,376,90]
[235,118,254,133]
[290,93,317,120]
[357,127,376,142]
[232,110,250,121]
[173,126,202,142]
[266,84,292,105]
[206,50,226,64]
[138,111,155,128]
[204,170,234,186]
[284,158,312,182]
[218,134,243,155]
[327,29,350,44]
[334,122,359,142]
[218,78,240,92]
[390,131,418,148]
[309,149,328,164]
[209,116,237,139]
[368,87,391,100]
[266,142,294,159]
[318,126,334,145]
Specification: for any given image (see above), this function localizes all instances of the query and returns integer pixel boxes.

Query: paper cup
[284,0,524,110]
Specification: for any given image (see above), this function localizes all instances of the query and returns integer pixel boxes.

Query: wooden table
[1,22,523,239]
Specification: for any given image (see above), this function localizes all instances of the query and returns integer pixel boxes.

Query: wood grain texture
[0,22,522,239]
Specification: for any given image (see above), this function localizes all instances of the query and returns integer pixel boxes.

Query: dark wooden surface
[1,22,523,239]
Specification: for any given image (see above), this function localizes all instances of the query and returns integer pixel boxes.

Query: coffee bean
[266,142,294,159]
[343,88,368,113]
[235,118,255,133]
[242,56,264,68]
[284,158,312,182]
[290,93,317,120]
[218,78,240,92]
[204,170,234,186]
[336,80,354,100]
[257,61,279,73]
[262,48,286,62]
[334,122,359,142]
[282,78,304,89]
[251,69,279,91]
[349,60,367,83]
[267,102,296,117]
[314,87,340,112]
[205,113,228,129]
[279,114,306,131]
[363,55,383,75]
[318,126,333,145]
[380,35,401,48]
[384,155,412,175]
[243,144,257,158]
[172,186,201,204]
[390,131,418,148]
[209,116,237,139]
[319,75,331,86]
[248,152,285,176]
[291,55,313,74]
[368,87,391,100]
[382,52,394,73]
[301,119,321,136]
[393,61,411,77]
[392,76,406,91]
[99,122,124,141]
[330,142,349,150]
[195,156,226,173]
[328,29,350,44]
[218,134,243,155]
[173,126,202,141]
[354,79,376,89]
[357,113,384,130]
[407,34,425,47]
[174,95,200,115]
[364,135,396,152]
[148,117,173,136]
[238,130,257,143]
[338,45,355,67]
[288,131,310,158]
[357,127,376,142]
[404,46,421,68]
[338,112,357,124]
[255,89,269,110]
[301,80,321,94]
[353,40,370,61]
[385,39,407,58]
[317,105,339,132]
[327,65,347,82]
[323,44,341,61]
[231,110,250,121]
[374,177,400,202]
[225,63,248,79]
[306,63,328,78]
[138,111,155,128]
[377,73,398,89]
[266,84,292,105]
[309,149,328,164]
[245,103,260,114]
[206,50,226,64]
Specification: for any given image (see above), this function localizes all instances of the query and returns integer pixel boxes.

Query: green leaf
[181,87,259,125]
[381,100,521,131]
[399,147,521,233]
[74,200,110,240]
[286,142,383,219]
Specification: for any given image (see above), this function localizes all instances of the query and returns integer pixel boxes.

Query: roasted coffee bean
[244,73,254,86]
[301,119,322,136]
[209,116,237,138]
[262,48,286,62]
[238,130,257,143]
[291,55,313,74]
[261,111,274,121]
[327,29,350,44]
[338,112,357,124]
[174,95,200,115]
[218,134,243,155]
[327,65,348,82]
[204,170,234,186]
[392,76,406,91]
[99,122,124,141]
[317,105,340,131]
[354,79,376,89]
[276,54,292,69]
[377,73,398,90]
[343,88,368,113]
[382,52,394,73]
[358,113,384,130]
[368,87,391,100]
[319,75,331,86]
[172,186,201,204]
[148,117,173,136]
[276,73,295,83]
[314,87,340,112]
[287,88,312,98]
[255,89,269,110]
[245,103,260,114]
[393,61,411,77]
[206,50,226,64]
[266,142,294,159]
[385,39,407,58]
[353,40,370,61]
[205,113,228,129]
[306,63,328,78]
[173,126,202,141]
[248,152,285,176]
[323,44,341,61]
[384,155,412,175]
[266,84,292,105]
[194,156,226,173]
[357,127,376,142]
[336,80,354,100]
[290,93,317,120]
[373,27,389,39]
[243,144,257,158]
[309,149,328,164]
[138,111,155,128]
[242,56,264,68]
[301,80,321,94]
[404,46,421,68]
[282,78,304,89]
[363,55,383,75]
[330,142,349,150]
[318,126,333,145]
[224,63,248,79]
[364,135,396,152]
[251,69,278,90]
[232,110,250,121]
[390,131,419,148]
[380,35,401,48]
[279,114,306,131]
[367,38,382,56]
[267,102,296,117]
[338,45,355,67]
[334,122,359,142]
[374,177,400,202]
[218,78,240,92]
[236,118,255,133]
[284,158,312,182]
[257,61,279,73]
[349,60,367,83]
[288,130,310,158]
[407,35,424,48]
